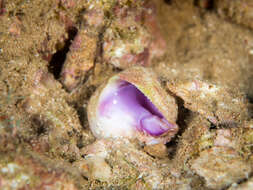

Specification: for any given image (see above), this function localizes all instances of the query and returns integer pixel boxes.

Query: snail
[87,67,178,145]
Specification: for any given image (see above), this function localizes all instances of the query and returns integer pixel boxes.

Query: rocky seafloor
[0,0,253,189]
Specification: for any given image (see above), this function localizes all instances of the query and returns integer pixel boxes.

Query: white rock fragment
[191,147,251,189]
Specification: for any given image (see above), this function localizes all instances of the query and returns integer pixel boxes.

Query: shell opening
[98,80,174,137]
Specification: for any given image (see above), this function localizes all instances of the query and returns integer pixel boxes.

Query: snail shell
[87,66,178,145]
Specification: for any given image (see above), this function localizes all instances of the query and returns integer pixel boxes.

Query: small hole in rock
[209,122,217,130]
[48,27,78,79]
[31,115,48,136]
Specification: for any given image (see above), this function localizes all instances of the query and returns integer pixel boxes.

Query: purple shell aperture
[87,66,178,145]
[99,81,174,137]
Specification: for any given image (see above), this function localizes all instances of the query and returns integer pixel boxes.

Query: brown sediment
[0,0,253,189]
[214,0,253,30]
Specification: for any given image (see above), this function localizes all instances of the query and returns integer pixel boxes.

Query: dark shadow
[31,115,48,136]
[247,95,253,104]
[166,96,191,159]
[164,0,172,5]
[48,27,78,79]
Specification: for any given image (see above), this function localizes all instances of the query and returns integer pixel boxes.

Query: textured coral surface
[0,0,253,189]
